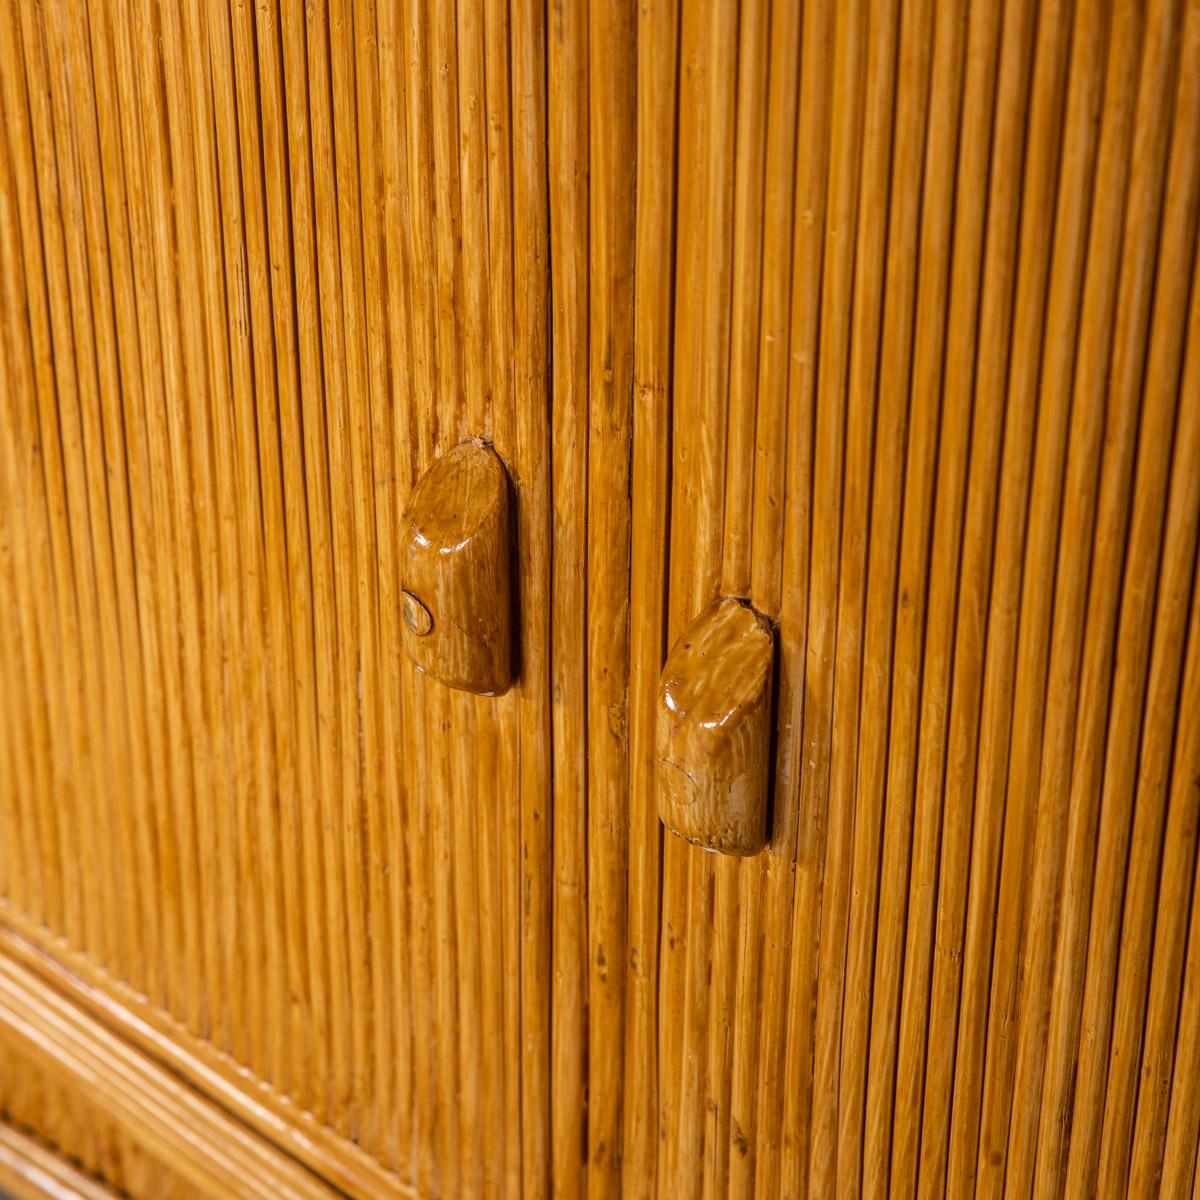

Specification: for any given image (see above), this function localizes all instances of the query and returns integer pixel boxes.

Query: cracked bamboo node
[401,440,513,696]
[656,596,775,855]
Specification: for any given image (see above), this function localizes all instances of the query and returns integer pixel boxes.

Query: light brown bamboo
[262,0,343,1129]
[775,0,866,1191]
[49,0,149,1000]
[0,104,39,921]
[585,0,636,1191]
[807,0,896,1191]
[0,5,62,950]
[174,0,253,1070]
[39,0,133,990]
[746,1,829,1194]
[1126,256,1200,1197]
[1049,1,1188,1193]
[1028,2,1148,1192]
[155,0,234,1055]
[217,0,312,1110]
[511,3,554,1192]
[393,0,442,1185]
[899,2,1003,1195]
[725,0,804,1191]
[708,0,770,1187]
[375,0,419,1171]
[7,0,105,984]
[1090,14,1200,1187]
[997,5,1115,1196]
[0,1038,223,1200]
[331,2,394,1156]
[426,0,469,1165]
[939,3,1043,1192]
[839,0,932,1191]
[1160,605,1200,1200]
[2,4,1199,1198]
[352,0,405,1162]
[658,1,739,1194]
[0,0,557,1192]
[864,3,964,1194]
[93,0,174,1015]
[968,0,1079,1187]
[548,0,589,1194]
[480,0,528,1190]
[623,0,678,1194]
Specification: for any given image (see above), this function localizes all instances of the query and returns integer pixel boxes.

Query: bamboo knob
[657,597,775,855]
[400,440,513,696]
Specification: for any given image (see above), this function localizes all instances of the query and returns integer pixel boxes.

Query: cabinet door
[612,2,1200,1198]
[4,2,1200,1199]
[0,2,555,1196]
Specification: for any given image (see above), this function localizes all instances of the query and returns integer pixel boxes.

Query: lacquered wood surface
[0,911,406,1199]
[0,0,550,1195]
[400,441,513,696]
[0,1044,253,1200]
[621,1,1200,1198]
[0,954,342,1199]
[657,598,775,856]
[1,0,1199,1198]
[0,1115,128,1200]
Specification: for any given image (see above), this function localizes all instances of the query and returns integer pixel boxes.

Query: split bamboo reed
[0,2,1197,1197]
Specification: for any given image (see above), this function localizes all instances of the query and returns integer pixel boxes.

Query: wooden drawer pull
[657,596,775,855]
[401,440,514,696]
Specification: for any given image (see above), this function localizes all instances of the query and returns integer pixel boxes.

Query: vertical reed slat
[586,0,636,1196]
[1126,260,1200,1195]
[839,0,933,1190]
[547,0,589,1193]
[777,0,867,1191]
[807,0,897,1190]
[623,0,678,1192]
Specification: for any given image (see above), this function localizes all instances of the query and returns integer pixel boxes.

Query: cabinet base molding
[0,948,339,1199]
[0,1122,118,1200]
[0,908,417,1200]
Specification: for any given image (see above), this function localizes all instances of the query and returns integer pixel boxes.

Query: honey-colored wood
[0,1120,124,1200]
[623,0,678,1193]
[546,4,590,1197]
[0,0,551,1195]
[657,598,775,856]
[0,1040,209,1200]
[612,1,1200,1197]
[2,1,1199,1198]
[0,954,347,1199]
[0,911,407,1200]
[400,441,513,696]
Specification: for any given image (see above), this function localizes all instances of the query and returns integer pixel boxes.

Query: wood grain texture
[0,0,551,1195]
[657,598,775,856]
[0,955,345,1199]
[614,0,1200,1197]
[400,441,513,696]
[2,0,1199,1197]
[0,912,408,1200]
[0,1118,125,1200]
[0,1041,208,1200]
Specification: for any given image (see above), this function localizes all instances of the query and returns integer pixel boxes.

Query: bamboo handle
[400,441,514,696]
[656,597,775,855]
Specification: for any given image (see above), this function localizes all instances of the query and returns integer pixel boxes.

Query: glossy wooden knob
[657,597,775,855]
[401,440,513,696]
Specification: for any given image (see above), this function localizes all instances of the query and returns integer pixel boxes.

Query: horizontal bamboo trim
[0,909,412,1200]
[0,1121,118,1200]
[0,949,348,1200]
